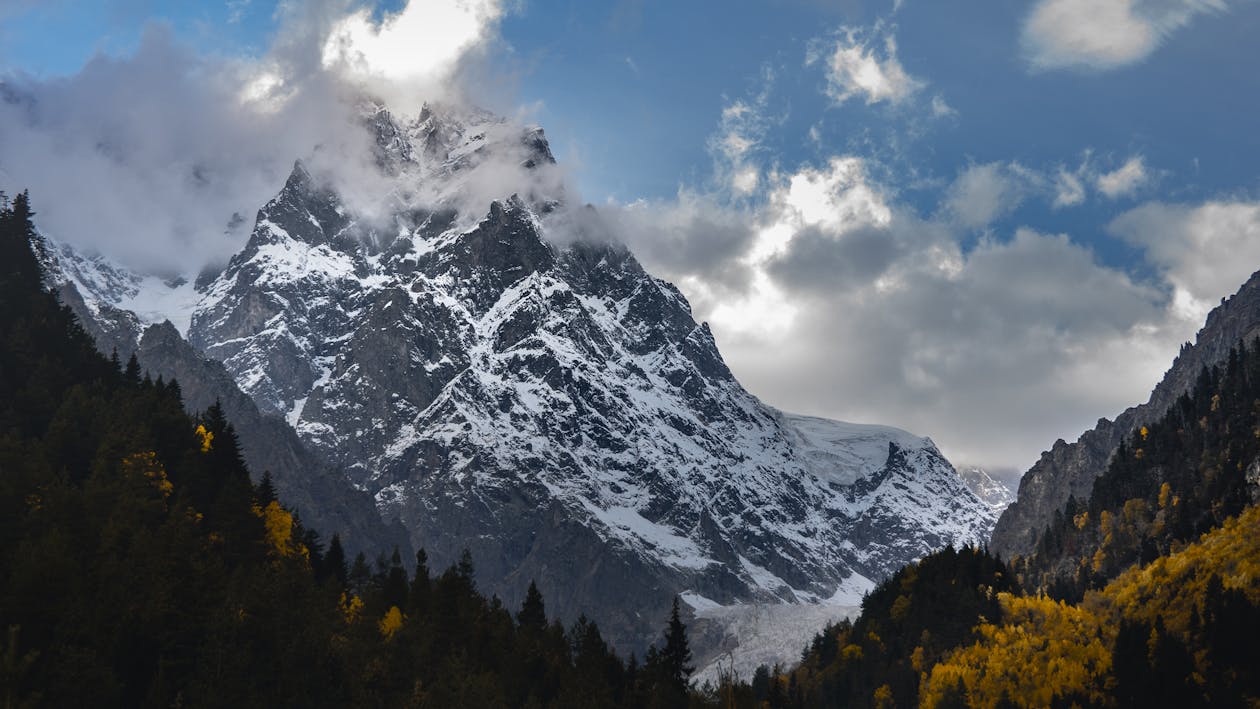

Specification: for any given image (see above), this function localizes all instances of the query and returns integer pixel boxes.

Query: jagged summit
[38,102,995,659]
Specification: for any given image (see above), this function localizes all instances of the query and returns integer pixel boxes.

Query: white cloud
[1052,167,1086,207]
[1110,200,1260,323]
[929,94,957,119]
[777,157,891,235]
[944,162,1041,229]
[321,0,504,113]
[1022,0,1229,71]
[708,66,778,197]
[701,191,1180,470]
[0,0,510,272]
[1096,155,1150,199]
[811,25,924,106]
[619,137,1245,471]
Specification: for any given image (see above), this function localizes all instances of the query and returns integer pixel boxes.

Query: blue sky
[3,0,1260,472]
[5,1,1257,253]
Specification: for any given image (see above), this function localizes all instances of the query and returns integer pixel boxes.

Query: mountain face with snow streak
[43,102,995,652]
[956,467,1016,511]
[35,236,411,559]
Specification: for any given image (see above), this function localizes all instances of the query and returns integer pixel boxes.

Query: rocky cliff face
[992,271,1260,559]
[956,467,1016,511]
[35,237,409,559]
[38,102,996,654]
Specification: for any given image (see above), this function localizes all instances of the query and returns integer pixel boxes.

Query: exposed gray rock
[956,466,1016,511]
[992,269,1260,559]
[36,237,408,559]
[35,103,996,659]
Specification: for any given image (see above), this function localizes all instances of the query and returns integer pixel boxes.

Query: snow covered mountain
[956,466,1017,511]
[41,101,996,657]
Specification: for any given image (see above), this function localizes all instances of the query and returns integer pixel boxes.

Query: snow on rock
[39,101,999,663]
[957,466,1017,511]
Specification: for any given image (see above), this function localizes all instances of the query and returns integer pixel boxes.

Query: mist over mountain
[35,100,997,671]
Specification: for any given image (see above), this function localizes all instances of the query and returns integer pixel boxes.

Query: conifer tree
[0,191,41,293]
[255,471,278,506]
[383,547,408,610]
[456,548,476,589]
[662,596,694,688]
[324,534,348,588]
[409,548,431,611]
[518,581,547,629]
[124,353,142,383]
[349,552,371,593]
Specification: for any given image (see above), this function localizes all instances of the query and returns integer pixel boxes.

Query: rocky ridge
[41,102,996,655]
[992,271,1260,559]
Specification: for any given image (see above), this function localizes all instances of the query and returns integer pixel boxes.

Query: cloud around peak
[0,0,513,272]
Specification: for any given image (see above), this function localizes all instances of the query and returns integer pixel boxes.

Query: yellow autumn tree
[921,594,1111,709]
[922,506,1260,709]
[379,606,404,640]
[253,500,309,561]
[339,592,364,624]
[873,684,895,709]
[194,424,214,453]
[1085,503,1260,637]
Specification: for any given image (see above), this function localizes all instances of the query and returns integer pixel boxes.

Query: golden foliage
[253,500,309,561]
[194,424,214,453]
[1085,504,1260,637]
[920,594,1111,709]
[339,593,364,624]
[122,451,173,498]
[1139,425,1149,440]
[910,645,926,673]
[873,684,894,709]
[922,506,1260,708]
[379,606,404,641]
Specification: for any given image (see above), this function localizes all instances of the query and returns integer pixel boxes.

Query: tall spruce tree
[518,581,547,629]
[661,597,694,688]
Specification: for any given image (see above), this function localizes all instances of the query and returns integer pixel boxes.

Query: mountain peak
[39,104,996,664]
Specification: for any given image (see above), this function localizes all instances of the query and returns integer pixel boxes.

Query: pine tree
[349,552,371,594]
[408,548,431,611]
[255,471,278,506]
[0,191,41,293]
[124,353,142,384]
[661,597,694,689]
[323,534,348,588]
[518,581,547,630]
[1112,617,1151,706]
[383,547,408,610]
[165,376,183,404]
[456,549,475,588]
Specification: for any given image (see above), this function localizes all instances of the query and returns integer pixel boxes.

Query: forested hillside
[0,191,732,708]
[785,322,1260,708]
[7,184,1260,708]
[1014,340,1260,600]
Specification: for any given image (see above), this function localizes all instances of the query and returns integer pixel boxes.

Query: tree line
[0,190,780,708]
